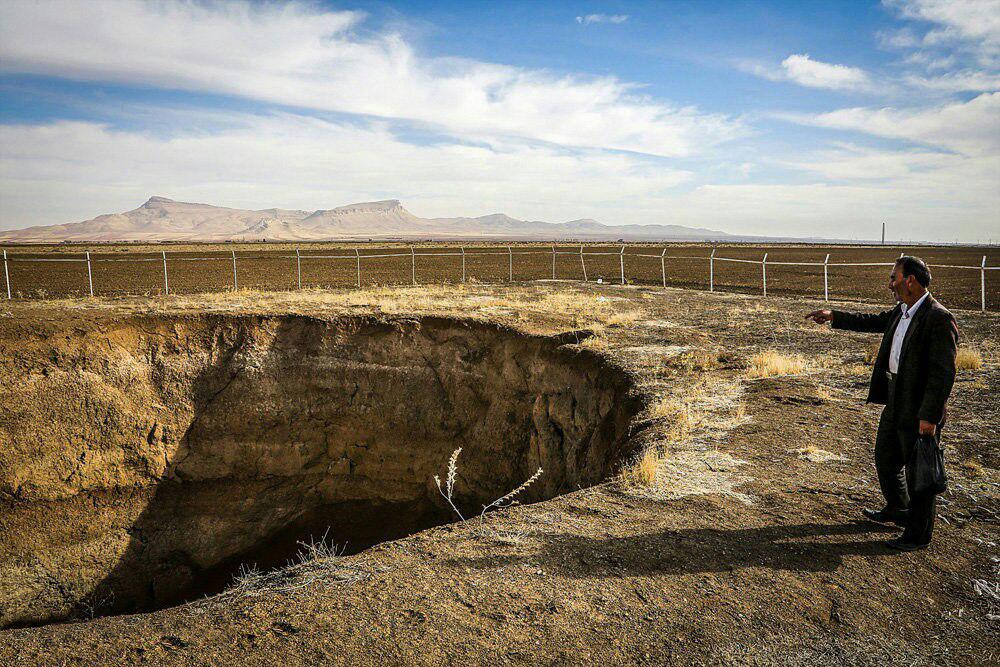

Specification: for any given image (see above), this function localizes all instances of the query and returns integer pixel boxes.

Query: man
[806,255,958,551]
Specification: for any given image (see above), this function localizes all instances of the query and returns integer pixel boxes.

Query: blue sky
[0,0,997,242]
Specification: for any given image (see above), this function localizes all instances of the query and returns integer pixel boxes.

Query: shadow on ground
[448,520,900,576]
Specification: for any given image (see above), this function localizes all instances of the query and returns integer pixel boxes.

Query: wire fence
[2,245,996,312]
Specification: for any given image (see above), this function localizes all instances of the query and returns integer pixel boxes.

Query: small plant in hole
[434,447,543,534]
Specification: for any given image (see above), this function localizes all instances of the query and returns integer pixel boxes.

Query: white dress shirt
[889,291,930,374]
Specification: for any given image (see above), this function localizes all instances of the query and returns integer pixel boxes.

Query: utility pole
[881,222,885,246]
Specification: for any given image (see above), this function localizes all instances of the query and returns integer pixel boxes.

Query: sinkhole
[0,314,640,628]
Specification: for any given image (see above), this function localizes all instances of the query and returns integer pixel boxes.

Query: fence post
[86,251,94,297]
[709,247,716,292]
[461,246,466,283]
[660,248,667,288]
[551,245,556,280]
[823,254,830,302]
[580,245,587,282]
[231,249,238,291]
[410,246,416,285]
[619,245,625,285]
[2,249,10,300]
[162,251,169,295]
[355,249,361,288]
[761,252,768,297]
[508,246,513,282]
[295,249,301,290]
[982,255,987,313]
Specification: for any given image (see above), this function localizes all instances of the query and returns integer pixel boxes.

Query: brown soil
[5,242,997,310]
[0,283,997,665]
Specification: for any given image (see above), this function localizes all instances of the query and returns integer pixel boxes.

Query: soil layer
[0,282,997,665]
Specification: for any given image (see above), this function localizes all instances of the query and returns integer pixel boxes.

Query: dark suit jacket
[832,295,959,428]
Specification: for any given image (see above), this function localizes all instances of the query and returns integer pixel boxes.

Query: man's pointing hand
[805,309,833,324]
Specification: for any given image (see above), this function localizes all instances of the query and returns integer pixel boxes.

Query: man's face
[889,266,913,302]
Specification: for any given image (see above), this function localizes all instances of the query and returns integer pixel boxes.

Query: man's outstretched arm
[805,307,897,333]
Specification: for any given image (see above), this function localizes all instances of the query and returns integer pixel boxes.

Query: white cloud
[883,0,1000,82]
[740,54,873,91]
[576,14,629,25]
[877,27,922,49]
[886,0,1000,55]
[779,142,970,180]
[780,54,872,91]
[786,92,1000,155]
[0,1,729,157]
[906,70,1000,91]
[0,115,694,230]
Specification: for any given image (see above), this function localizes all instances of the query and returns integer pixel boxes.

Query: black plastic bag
[908,434,947,495]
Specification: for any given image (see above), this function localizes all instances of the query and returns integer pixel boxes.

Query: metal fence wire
[2,245,996,312]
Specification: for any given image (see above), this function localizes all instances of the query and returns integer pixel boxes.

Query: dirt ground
[1,282,997,666]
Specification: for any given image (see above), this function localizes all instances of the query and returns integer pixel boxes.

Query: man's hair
[895,255,931,287]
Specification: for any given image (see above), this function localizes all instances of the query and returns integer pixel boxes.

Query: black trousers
[874,398,941,545]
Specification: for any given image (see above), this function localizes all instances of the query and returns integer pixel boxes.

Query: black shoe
[885,538,928,552]
[862,507,908,526]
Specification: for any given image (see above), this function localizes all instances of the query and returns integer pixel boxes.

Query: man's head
[889,255,930,305]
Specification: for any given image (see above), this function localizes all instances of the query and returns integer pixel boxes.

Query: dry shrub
[676,349,721,372]
[649,396,701,442]
[578,333,609,350]
[623,447,661,487]
[603,309,644,327]
[746,350,806,378]
[956,346,983,371]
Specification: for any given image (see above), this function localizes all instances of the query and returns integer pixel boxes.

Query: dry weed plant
[434,448,544,542]
[956,346,983,371]
[194,528,367,612]
[845,363,871,376]
[623,447,661,487]
[578,333,610,351]
[675,349,722,372]
[648,396,703,442]
[746,350,806,378]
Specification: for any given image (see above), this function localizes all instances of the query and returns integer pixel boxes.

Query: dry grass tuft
[675,349,722,372]
[578,333,610,350]
[603,309,644,327]
[623,447,661,487]
[648,396,703,442]
[845,363,871,376]
[956,346,983,371]
[746,350,806,378]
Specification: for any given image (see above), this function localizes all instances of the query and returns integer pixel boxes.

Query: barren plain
[3,242,997,310]
[0,281,997,666]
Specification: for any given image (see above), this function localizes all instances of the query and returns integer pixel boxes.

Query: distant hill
[0,197,733,242]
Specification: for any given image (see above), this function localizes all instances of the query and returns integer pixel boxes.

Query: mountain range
[0,197,733,242]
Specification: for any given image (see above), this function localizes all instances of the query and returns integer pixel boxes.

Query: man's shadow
[448,520,899,576]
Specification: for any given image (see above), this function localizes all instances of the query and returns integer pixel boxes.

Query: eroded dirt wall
[0,314,639,627]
